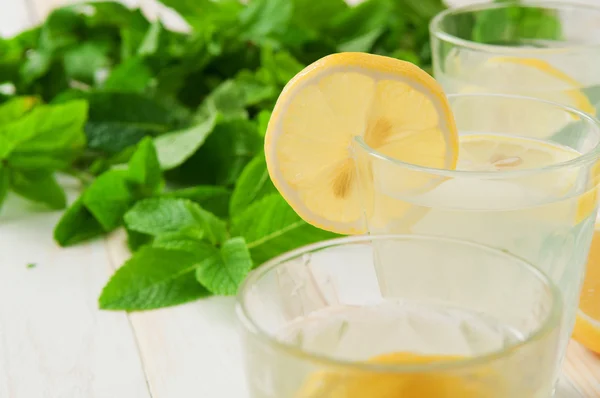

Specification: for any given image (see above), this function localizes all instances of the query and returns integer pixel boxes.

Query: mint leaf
[0,96,38,124]
[231,194,338,265]
[63,42,111,84]
[85,92,176,155]
[99,246,211,311]
[157,0,243,33]
[153,233,205,252]
[292,0,348,32]
[127,137,163,195]
[198,80,248,121]
[0,165,9,209]
[82,170,134,231]
[154,112,218,170]
[0,100,87,167]
[260,47,304,86]
[239,0,292,42]
[195,237,252,295]
[234,70,277,107]
[103,58,153,93]
[330,0,393,52]
[125,197,204,236]
[9,170,66,209]
[125,197,227,244]
[257,110,271,137]
[165,185,231,218]
[229,154,275,216]
[172,118,261,186]
[126,228,152,251]
[54,198,105,246]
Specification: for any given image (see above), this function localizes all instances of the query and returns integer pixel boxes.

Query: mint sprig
[1,0,534,311]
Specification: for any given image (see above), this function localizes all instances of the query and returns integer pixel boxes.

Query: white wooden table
[0,0,599,397]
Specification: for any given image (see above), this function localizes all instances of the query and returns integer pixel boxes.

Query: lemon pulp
[296,352,495,398]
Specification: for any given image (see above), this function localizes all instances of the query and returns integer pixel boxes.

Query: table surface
[0,185,599,398]
[0,0,599,397]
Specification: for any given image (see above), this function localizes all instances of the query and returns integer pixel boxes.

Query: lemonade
[280,302,544,398]
[238,235,560,398]
[245,52,600,398]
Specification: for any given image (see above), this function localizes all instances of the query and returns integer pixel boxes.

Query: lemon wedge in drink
[573,226,600,354]
[296,352,495,398]
[265,52,458,234]
[457,134,596,224]
[446,55,595,139]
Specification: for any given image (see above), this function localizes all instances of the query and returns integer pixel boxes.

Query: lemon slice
[296,352,497,398]
[458,133,596,223]
[458,133,580,172]
[445,54,595,139]
[573,226,600,354]
[265,53,458,234]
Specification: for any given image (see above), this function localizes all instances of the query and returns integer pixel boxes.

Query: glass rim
[353,93,600,179]
[429,0,600,55]
[235,234,563,374]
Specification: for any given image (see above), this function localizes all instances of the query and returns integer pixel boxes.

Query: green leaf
[152,232,205,252]
[291,0,348,32]
[0,97,39,125]
[0,165,9,210]
[20,50,52,84]
[229,154,275,216]
[154,112,218,170]
[103,58,153,93]
[239,0,292,42]
[127,137,163,195]
[169,118,261,186]
[137,21,164,56]
[82,170,134,231]
[231,194,338,265]
[257,110,271,137]
[63,42,111,84]
[197,80,248,121]
[126,228,153,251]
[125,197,204,236]
[9,170,66,209]
[85,92,176,155]
[195,237,252,295]
[329,0,393,52]
[164,185,231,218]
[125,197,227,245]
[234,70,277,106]
[54,198,105,247]
[260,47,304,86]
[2,100,87,168]
[157,0,243,33]
[99,246,211,311]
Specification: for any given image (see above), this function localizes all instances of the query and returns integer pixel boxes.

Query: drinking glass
[237,235,562,398]
[351,93,600,382]
[430,1,600,115]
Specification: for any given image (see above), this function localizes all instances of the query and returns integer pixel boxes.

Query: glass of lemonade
[237,235,562,398]
[430,1,600,115]
[351,93,600,384]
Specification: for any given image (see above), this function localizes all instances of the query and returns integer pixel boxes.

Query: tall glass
[352,94,600,382]
[237,235,562,398]
[430,1,600,115]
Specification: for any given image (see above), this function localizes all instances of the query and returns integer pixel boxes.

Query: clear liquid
[436,43,600,111]
[277,300,524,360]
[269,302,553,397]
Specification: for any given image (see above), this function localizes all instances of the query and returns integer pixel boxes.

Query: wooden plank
[0,192,152,398]
[564,341,600,397]
[104,231,248,397]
